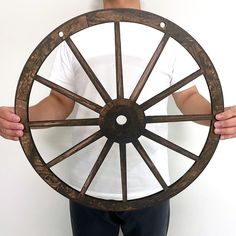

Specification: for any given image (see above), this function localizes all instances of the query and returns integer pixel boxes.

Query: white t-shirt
[50,22,198,200]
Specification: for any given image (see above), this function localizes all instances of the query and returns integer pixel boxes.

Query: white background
[0,0,236,235]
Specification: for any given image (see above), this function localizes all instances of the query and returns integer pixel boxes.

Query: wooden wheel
[15,9,224,211]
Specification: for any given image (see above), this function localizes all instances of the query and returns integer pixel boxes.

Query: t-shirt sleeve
[49,42,76,93]
[170,39,200,92]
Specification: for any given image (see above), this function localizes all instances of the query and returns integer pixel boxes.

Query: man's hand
[215,106,236,140]
[0,106,24,141]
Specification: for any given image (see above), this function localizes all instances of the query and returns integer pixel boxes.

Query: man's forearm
[180,92,211,114]
[173,87,211,126]
[29,91,75,121]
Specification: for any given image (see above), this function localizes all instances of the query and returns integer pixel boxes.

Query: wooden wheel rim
[15,8,224,211]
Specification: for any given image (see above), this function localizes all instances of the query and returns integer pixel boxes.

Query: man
[0,0,236,235]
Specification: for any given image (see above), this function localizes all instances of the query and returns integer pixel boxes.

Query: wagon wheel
[15,8,223,211]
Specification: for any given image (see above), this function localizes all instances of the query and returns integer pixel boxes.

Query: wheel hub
[99,99,146,143]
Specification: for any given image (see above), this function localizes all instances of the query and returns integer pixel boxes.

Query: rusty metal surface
[15,8,224,211]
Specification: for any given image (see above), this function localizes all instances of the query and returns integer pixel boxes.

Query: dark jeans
[70,200,170,236]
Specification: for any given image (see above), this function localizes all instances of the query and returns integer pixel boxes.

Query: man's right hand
[0,106,24,141]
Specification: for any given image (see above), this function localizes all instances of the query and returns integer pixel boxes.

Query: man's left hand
[215,106,236,140]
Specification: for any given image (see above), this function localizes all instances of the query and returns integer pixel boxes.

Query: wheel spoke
[46,130,103,168]
[132,140,168,190]
[130,34,169,101]
[119,143,127,201]
[146,114,213,123]
[143,129,198,161]
[35,75,102,113]
[141,69,202,111]
[29,118,99,128]
[80,140,113,195]
[65,37,112,103]
[115,22,124,99]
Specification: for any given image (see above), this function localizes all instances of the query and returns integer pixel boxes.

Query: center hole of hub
[116,115,128,125]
